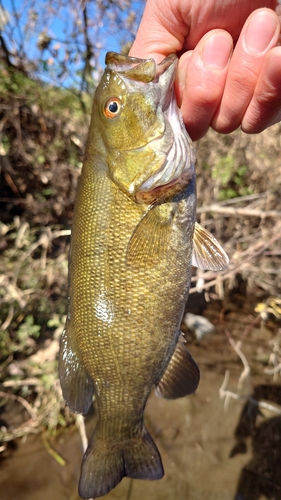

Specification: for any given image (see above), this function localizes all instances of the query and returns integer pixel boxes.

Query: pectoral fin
[126,205,172,269]
[59,320,94,415]
[192,222,229,271]
[155,333,200,399]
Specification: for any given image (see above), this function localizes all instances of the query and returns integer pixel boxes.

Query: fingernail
[244,11,277,55]
[202,32,232,70]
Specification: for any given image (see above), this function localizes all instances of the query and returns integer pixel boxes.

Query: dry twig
[197,204,281,218]
[0,390,36,420]
[219,371,281,416]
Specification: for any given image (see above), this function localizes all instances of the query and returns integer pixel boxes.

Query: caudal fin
[78,427,164,499]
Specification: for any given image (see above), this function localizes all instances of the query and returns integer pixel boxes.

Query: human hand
[130,1,281,140]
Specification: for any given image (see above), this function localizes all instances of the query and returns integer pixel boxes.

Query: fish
[59,51,229,499]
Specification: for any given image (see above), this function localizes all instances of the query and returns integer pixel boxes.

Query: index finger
[129,2,188,62]
[129,0,279,62]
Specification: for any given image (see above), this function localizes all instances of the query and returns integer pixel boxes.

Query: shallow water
[1,295,281,500]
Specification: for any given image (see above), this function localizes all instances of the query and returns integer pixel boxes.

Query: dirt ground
[1,295,280,500]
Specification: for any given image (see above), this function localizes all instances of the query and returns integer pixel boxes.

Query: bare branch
[197,204,281,218]
[0,390,37,420]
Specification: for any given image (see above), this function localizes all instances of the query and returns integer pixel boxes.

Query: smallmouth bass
[59,51,228,499]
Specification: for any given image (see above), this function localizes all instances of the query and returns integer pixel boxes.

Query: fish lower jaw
[134,116,195,204]
[134,169,194,204]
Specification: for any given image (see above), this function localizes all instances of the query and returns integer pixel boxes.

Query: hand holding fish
[130,1,281,140]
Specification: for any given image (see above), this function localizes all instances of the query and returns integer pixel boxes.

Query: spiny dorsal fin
[192,222,229,271]
[155,333,200,399]
[126,206,172,269]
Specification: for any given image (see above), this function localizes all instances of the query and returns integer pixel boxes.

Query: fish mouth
[105,51,177,89]
[133,81,195,200]
[105,51,178,117]
[136,93,194,191]
[105,52,195,202]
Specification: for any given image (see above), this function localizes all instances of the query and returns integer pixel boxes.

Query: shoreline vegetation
[0,64,281,460]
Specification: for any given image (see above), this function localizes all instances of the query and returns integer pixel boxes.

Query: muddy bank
[1,295,281,500]
[0,370,247,500]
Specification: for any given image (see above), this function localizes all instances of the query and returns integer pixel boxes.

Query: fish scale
[70,169,196,459]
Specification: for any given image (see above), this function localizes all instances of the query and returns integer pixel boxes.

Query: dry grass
[194,124,281,299]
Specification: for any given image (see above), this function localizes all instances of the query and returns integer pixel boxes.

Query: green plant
[16,315,41,344]
[212,155,253,200]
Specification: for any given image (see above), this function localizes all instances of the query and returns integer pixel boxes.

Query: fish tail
[79,426,164,498]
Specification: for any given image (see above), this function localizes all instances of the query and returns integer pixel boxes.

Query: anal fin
[59,320,94,415]
[155,333,200,399]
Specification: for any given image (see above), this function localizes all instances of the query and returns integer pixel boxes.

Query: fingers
[131,4,281,139]
[130,0,279,62]
[176,31,233,141]
[241,46,281,133]
[211,8,280,133]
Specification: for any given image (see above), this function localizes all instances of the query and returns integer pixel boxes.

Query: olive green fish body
[59,52,229,499]
[72,165,196,415]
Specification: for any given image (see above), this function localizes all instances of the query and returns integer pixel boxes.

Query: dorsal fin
[192,222,229,271]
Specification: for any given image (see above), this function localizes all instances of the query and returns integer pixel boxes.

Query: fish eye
[104,97,121,119]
